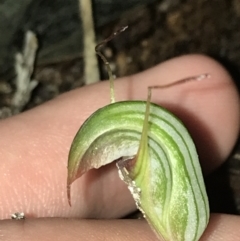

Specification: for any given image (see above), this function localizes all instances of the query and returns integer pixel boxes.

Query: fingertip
[129,54,239,173]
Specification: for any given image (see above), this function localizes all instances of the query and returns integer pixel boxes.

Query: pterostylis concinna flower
[67,26,209,241]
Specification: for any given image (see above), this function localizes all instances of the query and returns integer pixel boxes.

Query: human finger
[0,55,239,220]
[0,214,240,241]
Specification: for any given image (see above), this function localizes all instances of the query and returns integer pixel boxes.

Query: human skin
[0,54,239,240]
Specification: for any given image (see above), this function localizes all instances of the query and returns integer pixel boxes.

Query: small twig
[12,31,38,113]
[79,0,99,85]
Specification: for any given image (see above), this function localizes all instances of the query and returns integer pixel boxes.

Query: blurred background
[0,0,239,216]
